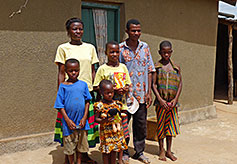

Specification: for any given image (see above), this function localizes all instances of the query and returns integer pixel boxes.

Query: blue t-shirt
[54,80,91,136]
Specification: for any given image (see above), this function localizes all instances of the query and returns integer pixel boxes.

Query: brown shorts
[63,130,89,155]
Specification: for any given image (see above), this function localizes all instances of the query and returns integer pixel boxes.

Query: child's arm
[170,68,183,108]
[152,71,169,109]
[116,84,129,95]
[60,108,76,130]
[79,100,90,128]
[95,111,113,124]
[123,84,129,94]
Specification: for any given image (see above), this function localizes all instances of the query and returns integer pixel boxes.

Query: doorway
[214,23,237,101]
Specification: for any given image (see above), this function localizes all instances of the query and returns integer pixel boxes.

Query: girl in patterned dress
[152,41,182,161]
[94,80,128,164]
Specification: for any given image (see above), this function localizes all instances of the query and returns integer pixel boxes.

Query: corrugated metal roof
[220,0,236,6]
[219,1,237,21]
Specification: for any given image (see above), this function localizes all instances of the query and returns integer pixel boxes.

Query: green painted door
[81,2,120,46]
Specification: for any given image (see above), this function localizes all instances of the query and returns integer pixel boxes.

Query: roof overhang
[219,17,237,30]
[220,0,236,6]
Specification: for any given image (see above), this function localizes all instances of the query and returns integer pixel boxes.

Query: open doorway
[214,22,237,101]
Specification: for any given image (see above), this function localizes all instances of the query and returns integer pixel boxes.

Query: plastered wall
[119,0,218,114]
[0,0,218,140]
[0,0,81,139]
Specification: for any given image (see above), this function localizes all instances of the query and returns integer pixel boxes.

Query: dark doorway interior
[214,23,237,100]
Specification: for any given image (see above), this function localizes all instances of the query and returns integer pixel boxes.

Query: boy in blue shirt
[54,59,91,164]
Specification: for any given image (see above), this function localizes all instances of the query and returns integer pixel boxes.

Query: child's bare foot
[165,151,177,161]
[158,149,166,161]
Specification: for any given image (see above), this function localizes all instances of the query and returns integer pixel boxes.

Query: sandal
[122,155,129,164]
[137,154,150,164]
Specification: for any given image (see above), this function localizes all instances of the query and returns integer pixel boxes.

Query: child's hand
[123,86,129,94]
[107,117,114,122]
[114,87,122,95]
[170,98,178,108]
[66,119,76,130]
[159,99,169,110]
[117,88,124,95]
[99,116,114,124]
[79,118,86,128]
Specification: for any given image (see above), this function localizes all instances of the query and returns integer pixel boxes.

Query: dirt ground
[1,100,237,164]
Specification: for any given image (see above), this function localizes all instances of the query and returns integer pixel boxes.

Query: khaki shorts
[63,130,89,155]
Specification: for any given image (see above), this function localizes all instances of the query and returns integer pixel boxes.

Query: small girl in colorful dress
[94,79,128,164]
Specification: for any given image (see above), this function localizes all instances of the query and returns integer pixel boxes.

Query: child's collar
[155,59,179,71]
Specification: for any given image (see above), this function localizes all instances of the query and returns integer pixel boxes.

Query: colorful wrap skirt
[54,100,100,147]
[155,106,180,139]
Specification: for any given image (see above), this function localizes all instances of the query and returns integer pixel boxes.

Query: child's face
[159,46,173,61]
[65,62,80,81]
[106,44,120,63]
[101,84,114,101]
[67,22,84,42]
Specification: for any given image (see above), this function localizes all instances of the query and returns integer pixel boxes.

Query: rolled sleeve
[55,45,66,65]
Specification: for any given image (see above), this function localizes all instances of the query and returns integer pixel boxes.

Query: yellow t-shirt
[94,63,131,110]
[93,63,131,87]
[55,42,99,91]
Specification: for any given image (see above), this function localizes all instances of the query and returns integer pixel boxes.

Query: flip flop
[137,154,151,164]
[122,155,129,164]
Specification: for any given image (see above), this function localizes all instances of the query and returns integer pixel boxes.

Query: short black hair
[105,41,119,51]
[159,40,172,50]
[65,17,84,31]
[99,79,113,92]
[126,19,140,30]
[65,58,80,69]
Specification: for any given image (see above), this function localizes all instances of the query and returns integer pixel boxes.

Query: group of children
[54,18,182,164]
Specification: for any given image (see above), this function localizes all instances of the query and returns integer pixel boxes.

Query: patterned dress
[154,60,181,139]
[94,101,128,154]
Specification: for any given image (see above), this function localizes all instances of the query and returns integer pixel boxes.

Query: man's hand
[145,92,152,108]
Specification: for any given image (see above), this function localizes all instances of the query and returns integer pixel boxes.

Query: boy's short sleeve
[54,85,65,109]
[84,82,92,101]
[93,66,104,87]
[55,45,66,65]
[91,46,99,65]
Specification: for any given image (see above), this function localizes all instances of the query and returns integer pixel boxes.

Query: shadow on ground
[144,142,159,156]
[49,145,64,164]
[48,145,142,164]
